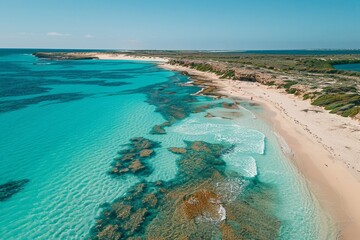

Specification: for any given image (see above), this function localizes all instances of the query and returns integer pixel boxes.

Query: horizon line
[1,47,360,51]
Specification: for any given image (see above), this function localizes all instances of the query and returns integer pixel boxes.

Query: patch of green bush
[324,102,348,110]
[312,93,360,117]
[303,59,334,70]
[322,85,357,94]
[221,70,235,79]
[282,80,298,89]
[194,63,213,72]
[286,88,297,94]
[341,106,360,117]
[303,94,310,100]
[265,81,275,86]
[312,94,360,107]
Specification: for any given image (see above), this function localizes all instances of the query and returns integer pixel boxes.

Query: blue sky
[0,0,359,50]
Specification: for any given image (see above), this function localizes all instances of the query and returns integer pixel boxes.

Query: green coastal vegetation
[128,51,360,119]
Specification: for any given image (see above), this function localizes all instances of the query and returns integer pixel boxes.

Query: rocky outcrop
[222,102,239,109]
[183,189,225,223]
[110,138,159,177]
[169,147,187,154]
[205,112,215,118]
[150,122,171,135]
[139,149,154,158]
[97,224,122,240]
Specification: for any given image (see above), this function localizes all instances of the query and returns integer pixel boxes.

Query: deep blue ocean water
[0,49,335,239]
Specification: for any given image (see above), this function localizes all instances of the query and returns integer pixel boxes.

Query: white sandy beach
[95,53,168,62]
[160,63,360,239]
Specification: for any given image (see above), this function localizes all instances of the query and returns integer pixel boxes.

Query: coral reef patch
[110,138,159,177]
[90,141,280,239]
[124,74,222,134]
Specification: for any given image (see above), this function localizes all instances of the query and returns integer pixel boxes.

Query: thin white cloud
[84,34,94,38]
[47,32,71,37]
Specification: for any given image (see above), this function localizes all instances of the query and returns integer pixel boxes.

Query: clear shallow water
[0,50,335,239]
[334,63,360,72]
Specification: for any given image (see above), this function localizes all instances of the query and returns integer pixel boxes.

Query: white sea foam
[223,155,258,178]
[238,105,256,119]
[218,205,226,221]
[274,132,294,157]
[172,119,266,154]
[195,203,226,224]
[35,62,51,65]
[215,178,246,202]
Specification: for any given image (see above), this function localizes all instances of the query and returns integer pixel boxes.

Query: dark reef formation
[149,121,170,135]
[110,138,160,177]
[90,141,280,239]
[124,74,222,135]
[0,179,29,201]
[222,102,240,110]
[0,58,133,114]
[0,93,92,113]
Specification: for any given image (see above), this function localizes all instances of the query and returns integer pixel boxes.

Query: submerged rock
[123,208,147,234]
[150,122,170,135]
[142,193,158,207]
[168,147,187,154]
[222,102,239,109]
[139,149,154,158]
[191,104,217,113]
[91,140,281,240]
[129,160,145,173]
[124,74,222,135]
[97,224,122,240]
[121,153,136,162]
[218,111,242,119]
[130,137,155,150]
[110,138,159,177]
[205,112,215,118]
[112,202,132,220]
[91,182,162,239]
[0,179,29,201]
[183,189,226,224]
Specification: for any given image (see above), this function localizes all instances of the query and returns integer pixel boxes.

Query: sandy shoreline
[92,53,360,238]
[159,63,360,239]
[95,53,168,62]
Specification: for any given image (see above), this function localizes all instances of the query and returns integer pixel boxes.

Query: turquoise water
[334,63,360,72]
[0,50,334,239]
